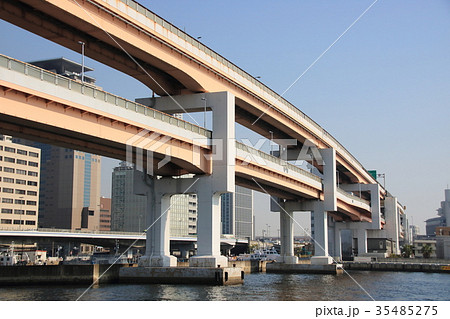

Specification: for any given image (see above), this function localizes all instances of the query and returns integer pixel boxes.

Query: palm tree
[401,244,414,258]
[421,244,433,259]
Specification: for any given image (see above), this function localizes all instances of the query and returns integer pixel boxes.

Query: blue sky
[1,0,449,235]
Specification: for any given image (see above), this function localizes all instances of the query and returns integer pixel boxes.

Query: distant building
[0,135,40,230]
[412,236,437,258]
[425,189,450,236]
[99,197,111,231]
[19,141,102,231]
[110,162,147,232]
[435,227,450,260]
[170,193,197,237]
[410,225,420,238]
[29,57,96,85]
[111,162,197,236]
[221,185,253,240]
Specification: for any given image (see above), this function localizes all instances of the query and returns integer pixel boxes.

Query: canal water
[0,271,448,301]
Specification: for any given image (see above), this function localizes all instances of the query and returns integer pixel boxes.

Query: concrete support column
[334,225,342,260]
[311,201,333,264]
[136,175,177,267]
[276,202,298,264]
[355,228,368,256]
[137,91,236,268]
[190,177,228,268]
[385,196,400,255]
[320,148,337,212]
[309,148,336,265]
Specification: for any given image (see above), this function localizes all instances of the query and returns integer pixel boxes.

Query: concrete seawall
[344,262,450,273]
[0,264,136,286]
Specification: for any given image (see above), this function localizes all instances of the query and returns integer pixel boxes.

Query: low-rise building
[435,226,450,259]
[412,237,437,258]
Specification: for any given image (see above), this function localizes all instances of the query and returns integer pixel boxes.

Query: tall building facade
[15,140,102,231]
[221,186,253,239]
[426,189,450,236]
[0,135,40,230]
[170,193,197,237]
[99,197,111,231]
[111,162,147,232]
[111,162,197,235]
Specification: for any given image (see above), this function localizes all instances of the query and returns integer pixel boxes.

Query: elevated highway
[0,54,372,221]
[0,0,380,186]
[0,0,406,267]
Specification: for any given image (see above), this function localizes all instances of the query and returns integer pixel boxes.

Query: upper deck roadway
[0,0,379,187]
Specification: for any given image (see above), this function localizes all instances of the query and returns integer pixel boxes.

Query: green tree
[401,244,414,258]
[421,244,433,259]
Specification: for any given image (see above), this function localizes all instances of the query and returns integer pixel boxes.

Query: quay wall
[0,264,136,286]
[343,262,450,273]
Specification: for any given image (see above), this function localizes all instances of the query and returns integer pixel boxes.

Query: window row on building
[0,156,39,167]
[0,219,36,225]
[0,145,39,157]
[1,208,37,215]
[1,188,38,196]
[0,177,38,186]
[0,166,39,176]
[0,198,37,205]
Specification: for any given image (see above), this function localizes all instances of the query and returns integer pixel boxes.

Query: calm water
[0,271,449,301]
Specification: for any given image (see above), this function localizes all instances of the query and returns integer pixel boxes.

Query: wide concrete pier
[119,267,244,285]
[266,262,344,275]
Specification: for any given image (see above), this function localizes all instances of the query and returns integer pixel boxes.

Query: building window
[29,152,39,158]
[26,210,36,216]
[1,219,12,224]
[16,169,27,175]
[17,149,27,155]
[15,199,25,205]
[13,220,24,225]
[1,209,12,214]
[3,167,14,173]
[28,161,38,167]
[27,190,37,196]
[27,181,38,186]
[2,188,14,194]
[28,171,38,177]
[4,157,15,163]
[16,179,26,185]
[3,177,14,183]
[14,210,24,215]
[17,159,27,165]
[4,146,15,153]
[15,189,26,195]
[26,200,37,206]
[2,198,13,204]
[25,220,36,225]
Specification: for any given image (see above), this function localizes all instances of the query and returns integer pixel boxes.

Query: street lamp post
[78,41,85,83]
[201,97,207,128]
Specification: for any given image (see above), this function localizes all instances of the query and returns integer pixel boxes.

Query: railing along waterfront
[0,54,211,139]
[236,141,322,183]
[105,0,376,184]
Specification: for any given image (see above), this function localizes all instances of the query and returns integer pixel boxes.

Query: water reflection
[0,272,449,301]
